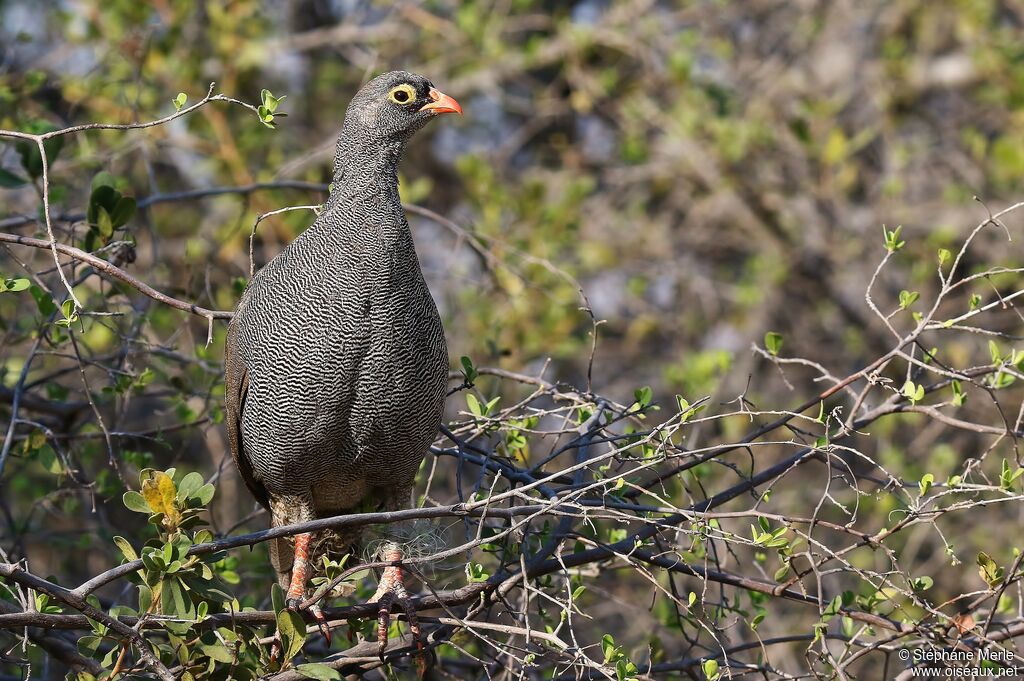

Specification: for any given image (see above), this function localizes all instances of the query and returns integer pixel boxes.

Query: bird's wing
[224,315,270,511]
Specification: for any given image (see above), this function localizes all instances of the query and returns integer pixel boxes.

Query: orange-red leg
[286,532,313,604]
[372,546,424,663]
[271,532,331,658]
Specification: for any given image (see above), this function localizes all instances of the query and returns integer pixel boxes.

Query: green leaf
[1000,459,1023,491]
[276,608,307,662]
[1,278,30,293]
[123,490,150,513]
[898,290,919,310]
[199,643,233,663]
[113,536,137,561]
[764,331,783,356]
[902,380,924,405]
[883,224,905,252]
[295,664,342,680]
[937,248,951,267]
[970,294,982,310]
[990,340,1002,364]
[601,633,617,663]
[54,298,78,328]
[702,659,720,681]
[466,393,482,417]
[0,167,27,188]
[261,89,286,113]
[271,583,285,615]
[137,584,152,613]
[194,483,215,506]
[460,355,478,382]
[87,184,118,225]
[160,577,194,619]
[95,206,114,239]
[173,92,188,111]
[918,473,934,497]
[910,575,933,592]
[91,171,116,192]
[29,286,55,317]
[109,196,136,228]
[177,471,204,502]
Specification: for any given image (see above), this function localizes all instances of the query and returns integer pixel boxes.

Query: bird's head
[341,70,461,146]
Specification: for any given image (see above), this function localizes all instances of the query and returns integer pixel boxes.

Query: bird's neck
[331,136,403,198]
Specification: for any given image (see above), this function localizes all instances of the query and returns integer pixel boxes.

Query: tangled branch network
[1,82,1024,681]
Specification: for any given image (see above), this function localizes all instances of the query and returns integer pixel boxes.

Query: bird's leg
[285,531,313,606]
[372,543,423,662]
[286,532,332,642]
[270,532,332,662]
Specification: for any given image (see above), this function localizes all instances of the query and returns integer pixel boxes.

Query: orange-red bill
[420,87,462,115]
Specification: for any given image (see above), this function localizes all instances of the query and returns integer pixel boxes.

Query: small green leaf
[276,608,307,661]
[160,577,193,618]
[969,294,982,310]
[601,633,617,663]
[951,380,966,407]
[898,290,919,310]
[902,380,924,405]
[937,248,951,267]
[764,331,783,356]
[173,92,188,111]
[883,224,905,252]
[295,664,342,680]
[466,393,482,417]
[910,575,933,592]
[702,659,720,681]
[261,89,286,113]
[95,206,114,238]
[194,483,215,506]
[176,471,204,502]
[113,536,137,561]
[918,473,934,497]
[1,277,30,293]
[109,196,136,228]
[91,171,116,192]
[271,583,285,615]
[123,490,150,513]
[460,355,478,382]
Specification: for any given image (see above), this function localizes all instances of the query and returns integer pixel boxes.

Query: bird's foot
[288,598,332,643]
[269,531,332,662]
[372,559,423,664]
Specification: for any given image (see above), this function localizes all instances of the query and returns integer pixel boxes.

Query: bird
[223,70,460,658]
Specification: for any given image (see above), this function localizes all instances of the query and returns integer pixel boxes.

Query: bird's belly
[236,264,446,509]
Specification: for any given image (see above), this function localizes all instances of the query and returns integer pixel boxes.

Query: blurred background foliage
[2,0,1024,678]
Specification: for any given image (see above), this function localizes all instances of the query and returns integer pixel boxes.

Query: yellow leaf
[141,471,180,528]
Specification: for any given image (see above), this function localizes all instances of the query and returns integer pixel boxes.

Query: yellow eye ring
[388,84,416,105]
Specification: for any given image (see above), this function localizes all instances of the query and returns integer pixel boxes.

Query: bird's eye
[388,84,415,105]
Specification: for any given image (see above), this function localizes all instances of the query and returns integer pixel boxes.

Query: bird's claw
[309,603,332,644]
[373,565,423,663]
[284,597,333,645]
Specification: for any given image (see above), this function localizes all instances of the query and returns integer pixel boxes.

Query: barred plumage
[223,72,458,645]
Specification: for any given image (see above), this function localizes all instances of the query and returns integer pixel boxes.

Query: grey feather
[224,71,450,581]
